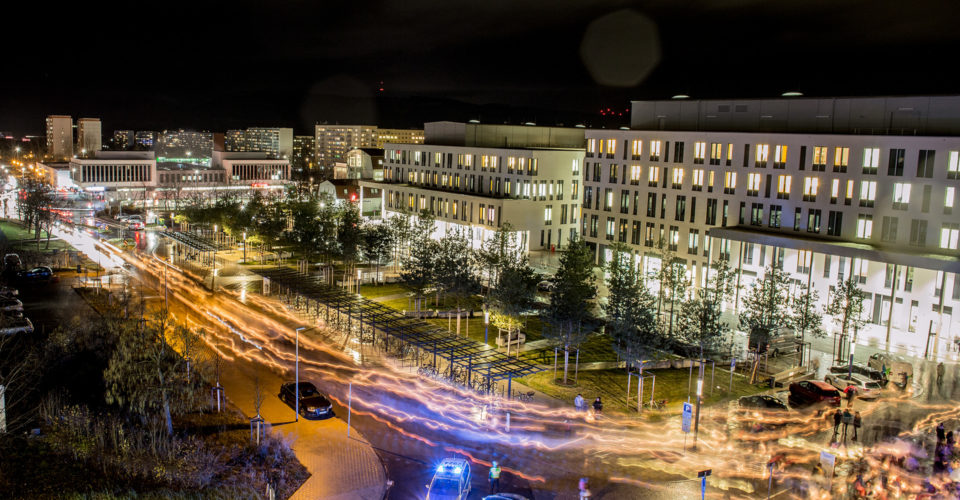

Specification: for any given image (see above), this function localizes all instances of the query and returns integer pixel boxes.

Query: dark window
[794,207,802,231]
[706,198,718,225]
[620,189,629,213]
[922,185,932,213]
[631,221,642,245]
[807,209,822,233]
[660,193,667,219]
[675,196,686,221]
[881,216,898,242]
[888,149,905,176]
[673,142,684,163]
[750,203,763,226]
[690,197,696,223]
[738,201,746,225]
[798,145,807,171]
[769,205,782,228]
[743,144,750,168]
[827,211,842,236]
[646,193,656,217]
[910,219,927,247]
[917,150,935,178]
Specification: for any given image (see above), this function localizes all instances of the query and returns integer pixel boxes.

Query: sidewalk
[216,347,389,500]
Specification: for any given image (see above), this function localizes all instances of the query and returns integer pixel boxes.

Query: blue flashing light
[453,467,462,474]
[437,465,444,473]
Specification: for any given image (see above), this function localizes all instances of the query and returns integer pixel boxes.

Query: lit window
[893,182,911,208]
[724,171,737,193]
[803,177,819,200]
[857,215,873,239]
[692,169,704,189]
[694,142,706,164]
[863,147,879,174]
[606,139,617,156]
[812,146,828,170]
[755,144,769,167]
[774,145,788,168]
[747,173,761,195]
[946,187,955,208]
[630,165,642,184]
[649,140,662,161]
[648,167,660,185]
[859,181,876,207]
[544,206,553,224]
[709,143,722,165]
[726,143,734,165]
[949,151,960,179]
[777,175,791,199]
[845,180,854,203]
[833,147,849,172]
[672,167,684,188]
[587,139,597,154]
[631,140,642,158]
[831,179,840,201]
[605,189,613,208]
[940,224,960,250]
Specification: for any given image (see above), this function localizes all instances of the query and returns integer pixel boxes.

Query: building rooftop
[630,95,960,136]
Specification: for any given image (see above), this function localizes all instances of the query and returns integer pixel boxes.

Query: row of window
[385,188,580,229]
[385,149,582,177]
[587,165,956,214]
[387,167,580,202]
[76,164,153,184]
[587,139,960,179]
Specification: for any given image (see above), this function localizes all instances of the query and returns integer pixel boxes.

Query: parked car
[4,253,22,269]
[738,394,789,411]
[537,280,554,292]
[824,373,883,400]
[828,363,886,384]
[278,382,333,418]
[127,220,145,230]
[0,286,18,297]
[788,380,841,408]
[867,353,914,386]
[427,458,472,500]
[17,266,57,284]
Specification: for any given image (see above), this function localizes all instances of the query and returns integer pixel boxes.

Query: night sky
[3,0,960,136]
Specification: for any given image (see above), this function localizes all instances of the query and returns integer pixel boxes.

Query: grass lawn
[359,282,407,298]
[0,220,50,241]
[519,367,764,415]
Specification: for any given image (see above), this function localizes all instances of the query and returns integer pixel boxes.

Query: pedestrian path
[216,347,389,500]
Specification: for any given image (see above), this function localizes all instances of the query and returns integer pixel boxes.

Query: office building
[224,127,293,159]
[135,131,157,150]
[582,95,960,359]
[375,128,424,148]
[335,148,384,180]
[45,115,73,161]
[157,130,214,163]
[76,118,102,157]
[68,151,157,204]
[113,130,135,150]
[292,135,316,174]
[361,121,584,252]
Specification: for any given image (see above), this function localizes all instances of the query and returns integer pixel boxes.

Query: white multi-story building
[314,124,378,173]
[375,128,424,148]
[76,118,101,157]
[362,121,584,252]
[212,151,290,186]
[45,115,73,161]
[582,96,960,359]
[69,151,157,202]
[158,130,214,162]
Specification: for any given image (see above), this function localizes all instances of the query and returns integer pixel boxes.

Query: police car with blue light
[426,458,471,500]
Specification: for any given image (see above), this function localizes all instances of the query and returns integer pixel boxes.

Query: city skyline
[4,1,960,135]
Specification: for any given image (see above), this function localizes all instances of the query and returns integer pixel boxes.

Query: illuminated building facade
[76,118,102,157]
[45,115,73,161]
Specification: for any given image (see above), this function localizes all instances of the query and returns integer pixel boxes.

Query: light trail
[52,223,960,497]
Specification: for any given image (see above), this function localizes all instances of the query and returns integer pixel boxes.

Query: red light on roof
[350,193,357,201]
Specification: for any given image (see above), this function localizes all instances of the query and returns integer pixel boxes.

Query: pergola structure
[256,268,543,398]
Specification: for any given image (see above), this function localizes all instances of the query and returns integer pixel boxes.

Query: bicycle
[515,390,535,403]
[642,399,668,410]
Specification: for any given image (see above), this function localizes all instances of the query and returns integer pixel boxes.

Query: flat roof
[708,226,960,274]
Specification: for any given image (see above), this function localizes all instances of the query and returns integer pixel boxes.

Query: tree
[543,237,597,383]
[315,194,340,285]
[285,195,322,262]
[399,211,436,312]
[337,203,363,290]
[433,228,480,336]
[792,282,826,365]
[677,259,737,358]
[477,223,523,296]
[605,244,660,373]
[256,198,287,264]
[654,238,690,341]
[739,266,793,352]
[489,255,538,353]
[387,210,412,273]
[103,312,203,436]
[360,223,394,286]
[824,278,867,362]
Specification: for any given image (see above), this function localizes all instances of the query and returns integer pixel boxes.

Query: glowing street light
[484,309,490,345]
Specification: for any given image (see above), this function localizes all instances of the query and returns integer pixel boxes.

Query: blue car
[17,266,57,284]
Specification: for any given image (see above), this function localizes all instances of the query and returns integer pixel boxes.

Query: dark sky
[3,0,960,136]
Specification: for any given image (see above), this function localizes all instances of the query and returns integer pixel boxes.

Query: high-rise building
[113,130,135,150]
[224,127,293,159]
[76,118,102,157]
[292,135,316,174]
[314,125,377,175]
[135,131,157,150]
[582,95,960,360]
[158,130,214,164]
[361,121,585,252]
[45,115,73,161]
[375,128,425,148]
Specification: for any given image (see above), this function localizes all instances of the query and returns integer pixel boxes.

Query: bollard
[506,411,510,433]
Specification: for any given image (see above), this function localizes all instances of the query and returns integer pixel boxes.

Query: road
[47,222,960,499]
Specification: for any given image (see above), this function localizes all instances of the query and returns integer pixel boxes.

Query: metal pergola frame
[256,267,543,396]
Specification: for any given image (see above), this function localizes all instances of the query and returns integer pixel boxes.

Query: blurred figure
[937,362,945,386]
[592,397,603,415]
[574,393,585,412]
[853,411,862,442]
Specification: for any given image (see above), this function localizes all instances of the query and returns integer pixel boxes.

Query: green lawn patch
[0,220,50,241]
[518,367,764,415]
[359,282,407,298]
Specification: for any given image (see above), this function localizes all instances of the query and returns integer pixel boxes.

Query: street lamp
[357,268,362,295]
[294,327,306,422]
[693,376,703,450]
[484,310,490,345]
[848,338,856,380]
[242,231,247,263]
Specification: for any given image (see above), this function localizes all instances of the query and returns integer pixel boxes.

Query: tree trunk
[563,345,570,384]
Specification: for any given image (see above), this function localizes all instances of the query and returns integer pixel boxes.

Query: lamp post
[294,327,305,421]
[692,375,703,450]
[848,338,856,380]
[484,310,490,345]
[357,268,362,295]
[242,231,247,263]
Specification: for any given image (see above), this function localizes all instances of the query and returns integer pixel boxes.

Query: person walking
[578,477,592,499]
[488,461,501,493]
[592,397,603,415]
[841,408,853,444]
[853,411,862,442]
[574,393,585,412]
[833,409,843,442]
[937,422,946,443]
[845,385,855,407]
[937,362,945,387]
